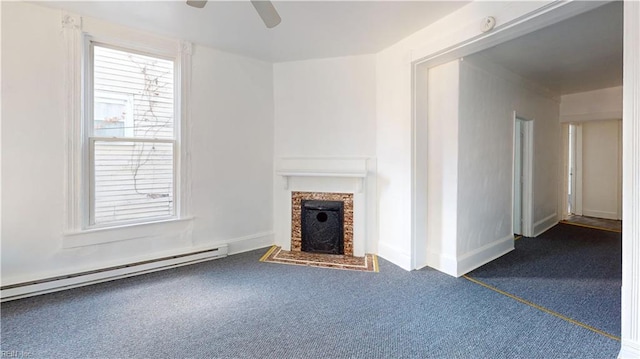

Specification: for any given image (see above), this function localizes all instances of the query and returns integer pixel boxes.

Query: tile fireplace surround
[291,191,354,256]
[275,157,374,257]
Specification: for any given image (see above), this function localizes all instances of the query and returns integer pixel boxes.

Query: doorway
[513,116,532,236]
[409,1,636,355]
[565,120,622,221]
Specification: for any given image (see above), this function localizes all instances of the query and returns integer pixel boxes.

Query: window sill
[62,217,194,249]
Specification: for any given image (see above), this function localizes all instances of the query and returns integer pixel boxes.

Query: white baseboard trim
[1,245,228,302]
[226,231,274,255]
[425,250,458,277]
[618,340,640,359]
[534,213,558,237]
[583,209,620,220]
[377,241,412,271]
[456,235,514,277]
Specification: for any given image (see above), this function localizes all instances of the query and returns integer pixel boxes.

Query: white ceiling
[467,1,623,95]
[41,0,470,62]
[38,0,623,94]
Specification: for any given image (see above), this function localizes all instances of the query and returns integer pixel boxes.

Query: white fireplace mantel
[276,157,369,192]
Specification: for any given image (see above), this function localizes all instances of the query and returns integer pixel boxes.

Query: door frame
[562,123,577,219]
[513,114,534,237]
[513,118,523,235]
[566,123,584,217]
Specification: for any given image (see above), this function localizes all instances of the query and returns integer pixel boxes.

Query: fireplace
[291,191,354,256]
[275,157,373,257]
[301,200,344,254]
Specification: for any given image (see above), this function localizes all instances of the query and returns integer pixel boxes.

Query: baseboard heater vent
[1,245,228,302]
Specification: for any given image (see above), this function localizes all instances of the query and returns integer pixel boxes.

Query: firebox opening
[301,200,345,255]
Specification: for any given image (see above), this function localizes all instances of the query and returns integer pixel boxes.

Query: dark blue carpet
[467,223,621,338]
[1,243,620,358]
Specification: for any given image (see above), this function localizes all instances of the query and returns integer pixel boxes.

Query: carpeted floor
[467,223,621,339]
[1,237,621,359]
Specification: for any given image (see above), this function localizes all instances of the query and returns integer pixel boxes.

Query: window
[86,43,178,227]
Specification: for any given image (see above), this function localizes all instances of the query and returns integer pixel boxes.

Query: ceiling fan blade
[186,0,207,9]
[250,0,281,29]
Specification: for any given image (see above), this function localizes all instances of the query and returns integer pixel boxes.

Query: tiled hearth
[260,245,378,272]
[291,191,354,256]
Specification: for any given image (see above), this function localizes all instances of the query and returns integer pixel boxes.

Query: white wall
[560,86,623,123]
[581,120,622,220]
[190,45,274,248]
[420,56,560,277]
[456,57,560,274]
[426,60,460,274]
[272,55,378,253]
[273,55,376,158]
[1,2,274,284]
[2,2,67,281]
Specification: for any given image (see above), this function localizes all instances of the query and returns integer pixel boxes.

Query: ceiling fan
[186,0,282,29]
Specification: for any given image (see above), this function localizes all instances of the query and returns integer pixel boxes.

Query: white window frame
[62,13,192,237]
[86,40,179,228]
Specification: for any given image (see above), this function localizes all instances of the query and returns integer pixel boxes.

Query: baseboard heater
[0,245,228,302]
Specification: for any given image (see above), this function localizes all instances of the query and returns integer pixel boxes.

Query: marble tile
[260,246,378,272]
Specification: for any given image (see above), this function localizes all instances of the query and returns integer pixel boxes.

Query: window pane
[94,119,125,137]
[94,92,132,137]
[93,45,174,139]
[92,140,174,225]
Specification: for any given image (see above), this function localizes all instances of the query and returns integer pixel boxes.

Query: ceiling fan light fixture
[250,0,282,29]
[186,0,207,9]
[186,0,281,29]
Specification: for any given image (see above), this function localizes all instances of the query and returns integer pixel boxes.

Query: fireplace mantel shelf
[276,170,367,178]
[276,170,367,192]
